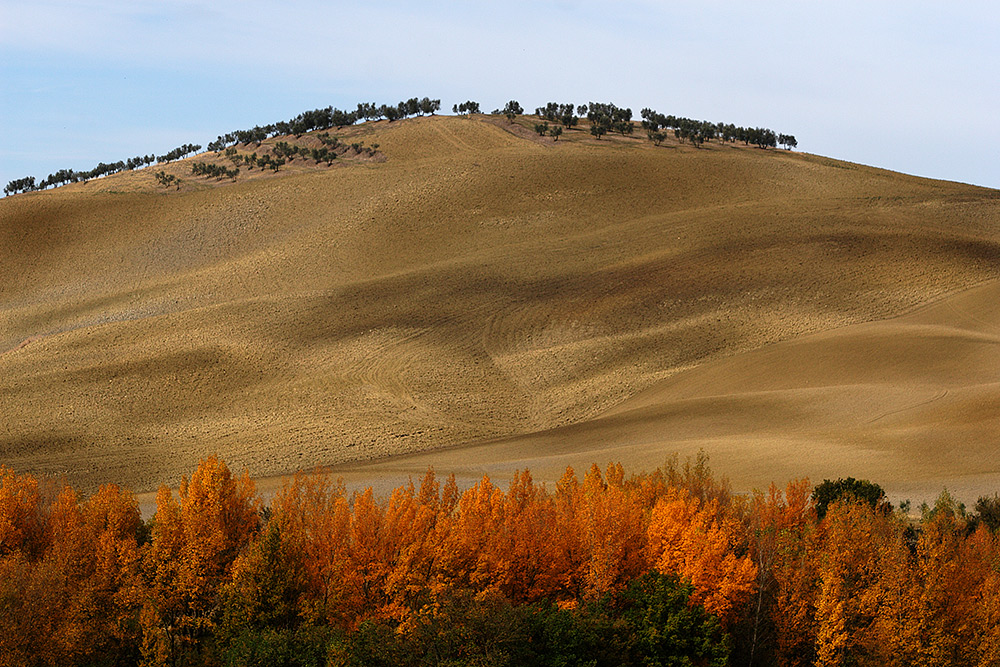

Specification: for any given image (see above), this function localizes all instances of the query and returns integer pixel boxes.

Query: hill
[2,114,998,501]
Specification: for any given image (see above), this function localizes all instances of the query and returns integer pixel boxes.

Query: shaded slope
[2,115,998,492]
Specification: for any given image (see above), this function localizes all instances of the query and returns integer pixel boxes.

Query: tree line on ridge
[4,97,797,197]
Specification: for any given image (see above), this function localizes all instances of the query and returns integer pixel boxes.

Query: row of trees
[4,97,799,196]
[157,143,202,163]
[190,162,240,181]
[205,97,440,153]
[3,155,155,195]
[3,96,435,196]
[641,108,796,150]
[2,143,204,195]
[181,135,379,185]
[505,101,797,149]
[0,454,997,666]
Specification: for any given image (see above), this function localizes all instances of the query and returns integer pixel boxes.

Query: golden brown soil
[2,115,998,504]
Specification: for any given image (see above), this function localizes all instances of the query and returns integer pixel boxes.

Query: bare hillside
[2,115,998,499]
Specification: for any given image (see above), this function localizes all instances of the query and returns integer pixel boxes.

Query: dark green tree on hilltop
[502,100,524,122]
[156,143,201,164]
[536,102,579,128]
[402,97,420,117]
[4,176,36,195]
[588,102,631,139]
[536,102,558,120]
[452,100,480,115]
[419,97,441,115]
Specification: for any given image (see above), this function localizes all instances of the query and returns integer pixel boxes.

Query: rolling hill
[2,114,998,503]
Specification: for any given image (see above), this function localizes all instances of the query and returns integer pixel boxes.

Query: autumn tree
[0,466,46,559]
[970,531,1000,666]
[140,456,260,665]
[491,470,563,601]
[900,490,989,665]
[0,481,144,667]
[647,488,757,626]
[575,464,648,599]
[270,470,357,628]
[811,500,911,667]
[378,471,453,613]
[435,474,506,595]
[736,479,813,666]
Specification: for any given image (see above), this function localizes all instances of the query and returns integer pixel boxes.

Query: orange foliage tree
[0,465,45,559]
[140,455,260,665]
[740,479,813,665]
[577,463,649,599]
[647,486,757,625]
[0,479,143,667]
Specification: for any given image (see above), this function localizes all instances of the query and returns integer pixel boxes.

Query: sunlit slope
[2,115,998,492]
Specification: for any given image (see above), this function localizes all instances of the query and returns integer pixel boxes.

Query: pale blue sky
[3,1,999,191]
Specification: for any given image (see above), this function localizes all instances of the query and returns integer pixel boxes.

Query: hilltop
[2,113,998,501]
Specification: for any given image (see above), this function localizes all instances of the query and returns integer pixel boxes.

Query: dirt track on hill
[2,115,999,504]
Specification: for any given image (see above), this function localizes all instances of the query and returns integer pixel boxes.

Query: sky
[2,1,999,191]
